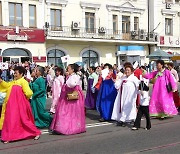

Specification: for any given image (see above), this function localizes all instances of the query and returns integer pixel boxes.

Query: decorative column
[95,8,99,33]
[82,7,86,28]
[3,0,9,26]
[61,4,66,27]
[23,1,28,27]
[130,12,134,31]
[108,9,112,30]
[46,3,51,26]
[119,11,122,36]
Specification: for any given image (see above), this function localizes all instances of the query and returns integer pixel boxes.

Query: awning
[117,46,145,56]
[171,55,180,60]
[147,48,173,60]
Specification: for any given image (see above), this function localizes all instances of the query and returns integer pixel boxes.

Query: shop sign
[7,34,28,41]
[0,28,45,43]
[159,36,180,47]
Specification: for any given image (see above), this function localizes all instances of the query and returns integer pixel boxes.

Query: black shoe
[99,118,105,122]
[116,121,126,127]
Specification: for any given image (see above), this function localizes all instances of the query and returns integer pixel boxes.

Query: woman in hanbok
[50,67,64,114]
[30,66,52,128]
[111,64,139,126]
[50,63,86,135]
[96,63,117,122]
[167,63,180,111]
[85,66,98,109]
[144,60,177,119]
[0,66,41,143]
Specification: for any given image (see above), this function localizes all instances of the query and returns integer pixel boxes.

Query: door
[11,57,20,63]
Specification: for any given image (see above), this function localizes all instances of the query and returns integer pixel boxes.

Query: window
[165,18,173,35]
[113,15,118,34]
[47,49,65,66]
[175,0,179,3]
[122,16,130,33]
[0,2,2,25]
[29,5,36,27]
[85,12,95,33]
[165,0,173,3]
[9,3,22,26]
[50,9,62,30]
[134,17,139,31]
[82,50,98,67]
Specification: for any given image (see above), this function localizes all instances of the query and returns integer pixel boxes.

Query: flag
[0,63,8,70]
[61,55,70,63]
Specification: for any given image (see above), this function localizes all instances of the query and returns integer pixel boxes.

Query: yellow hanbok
[0,77,33,130]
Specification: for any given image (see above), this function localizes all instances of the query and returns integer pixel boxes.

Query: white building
[1,0,179,67]
[149,0,180,55]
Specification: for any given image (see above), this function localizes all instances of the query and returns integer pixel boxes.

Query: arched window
[47,49,65,67]
[82,50,99,68]
[2,48,30,56]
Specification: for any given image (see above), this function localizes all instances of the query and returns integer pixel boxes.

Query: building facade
[0,0,179,67]
[149,0,180,55]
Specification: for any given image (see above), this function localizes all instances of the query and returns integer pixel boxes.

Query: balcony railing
[46,26,158,42]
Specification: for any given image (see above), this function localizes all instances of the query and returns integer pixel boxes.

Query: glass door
[11,57,20,63]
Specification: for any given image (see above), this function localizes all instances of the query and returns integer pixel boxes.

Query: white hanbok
[111,74,140,122]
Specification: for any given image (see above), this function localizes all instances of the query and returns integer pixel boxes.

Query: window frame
[47,49,65,66]
[29,4,37,28]
[50,9,62,31]
[82,50,99,67]
[85,12,95,33]
[122,16,130,33]
[134,17,139,31]
[9,2,23,26]
[165,18,173,35]
[113,15,118,34]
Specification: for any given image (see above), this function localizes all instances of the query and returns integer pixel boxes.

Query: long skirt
[50,85,86,135]
[85,79,97,109]
[96,79,117,121]
[1,85,41,142]
[173,91,180,108]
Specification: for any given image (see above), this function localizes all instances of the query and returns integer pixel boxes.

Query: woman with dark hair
[0,66,41,143]
[96,63,117,122]
[144,60,177,119]
[30,66,52,128]
[167,63,180,111]
[85,66,98,109]
[50,63,86,135]
[111,65,140,126]
[50,67,64,114]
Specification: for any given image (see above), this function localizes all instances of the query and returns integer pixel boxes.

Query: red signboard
[160,36,164,45]
[0,27,45,43]
[33,56,46,62]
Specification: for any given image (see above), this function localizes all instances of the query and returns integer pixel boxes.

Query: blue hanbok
[96,79,117,120]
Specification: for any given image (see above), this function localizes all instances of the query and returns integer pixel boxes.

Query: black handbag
[165,71,172,93]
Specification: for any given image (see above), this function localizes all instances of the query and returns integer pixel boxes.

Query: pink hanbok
[144,69,178,117]
[50,74,86,135]
[50,75,64,113]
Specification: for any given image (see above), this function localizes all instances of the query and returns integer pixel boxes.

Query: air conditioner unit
[72,21,80,30]
[166,3,171,9]
[98,27,106,33]
[139,29,145,35]
[131,31,137,36]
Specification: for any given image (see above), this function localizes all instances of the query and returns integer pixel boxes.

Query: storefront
[0,27,46,65]
[117,45,147,66]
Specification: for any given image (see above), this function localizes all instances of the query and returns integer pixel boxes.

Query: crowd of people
[0,59,179,143]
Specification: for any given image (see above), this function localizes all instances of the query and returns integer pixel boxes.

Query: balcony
[46,26,158,42]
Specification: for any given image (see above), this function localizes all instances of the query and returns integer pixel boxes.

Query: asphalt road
[0,83,179,154]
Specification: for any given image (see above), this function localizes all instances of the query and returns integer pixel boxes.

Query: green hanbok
[30,77,52,128]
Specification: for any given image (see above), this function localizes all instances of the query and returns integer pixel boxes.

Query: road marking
[40,122,113,134]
